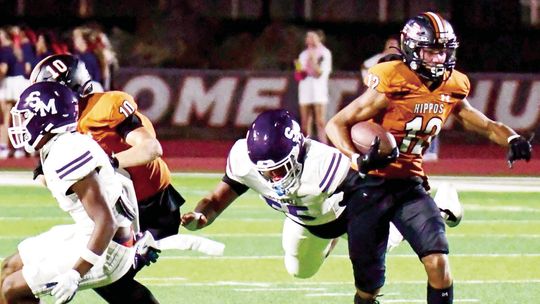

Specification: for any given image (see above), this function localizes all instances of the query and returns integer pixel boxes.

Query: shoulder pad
[448,69,471,97]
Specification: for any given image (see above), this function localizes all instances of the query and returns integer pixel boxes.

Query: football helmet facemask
[8,82,78,153]
[30,54,93,97]
[247,109,305,196]
[400,12,459,81]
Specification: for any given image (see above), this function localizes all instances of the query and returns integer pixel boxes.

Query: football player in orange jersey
[28,54,186,304]
[326,12,532,304]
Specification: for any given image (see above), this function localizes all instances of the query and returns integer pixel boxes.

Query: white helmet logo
[284,126,301,143]
[26,91,57,117]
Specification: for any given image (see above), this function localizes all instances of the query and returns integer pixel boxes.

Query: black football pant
[346,176,449,292]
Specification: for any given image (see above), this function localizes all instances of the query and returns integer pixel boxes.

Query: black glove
[109,155,120,169]
[507,134,533,168]
[357,136,399,175]
[32,163,44,180]
[134,247,160,271]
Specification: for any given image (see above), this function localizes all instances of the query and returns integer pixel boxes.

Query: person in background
[89,29,118,90]
[33,31,55,65]
[11,26,35,75]
[360,35,400,81]
[294,30,332,144]
[0,28,10,159]
[72,27,103,92]
[0,26,31,159]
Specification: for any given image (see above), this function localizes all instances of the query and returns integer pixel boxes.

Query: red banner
[115,68,540,141]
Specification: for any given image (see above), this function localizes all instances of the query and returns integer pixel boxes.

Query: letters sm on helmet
[400,12,459,80]
[247,110,304,196]
[30,54,93,97]
[8,82,78,153]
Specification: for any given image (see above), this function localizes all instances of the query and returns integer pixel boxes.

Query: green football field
[0,173,539,304]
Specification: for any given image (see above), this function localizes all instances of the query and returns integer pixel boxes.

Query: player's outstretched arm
[454,98,516,145]
[182,181,240,230]
[454,98,532,167]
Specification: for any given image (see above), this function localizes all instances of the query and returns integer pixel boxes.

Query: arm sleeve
[365,63,392,93]
[115,113,143,139]
[222,174,249,195]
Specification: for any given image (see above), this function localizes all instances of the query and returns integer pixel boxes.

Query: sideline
[1,171,540,192]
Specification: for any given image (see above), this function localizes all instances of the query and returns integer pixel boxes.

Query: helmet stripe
[423,12,446,38]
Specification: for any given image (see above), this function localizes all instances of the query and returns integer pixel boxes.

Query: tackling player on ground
[325,12,532,304]
[181,109,461,283]
[1,82,146,304]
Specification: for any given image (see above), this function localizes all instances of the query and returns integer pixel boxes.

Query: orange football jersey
[77,91,171,201]
[364,60,470,178]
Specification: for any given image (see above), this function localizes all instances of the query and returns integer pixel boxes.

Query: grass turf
[0,174,538,303]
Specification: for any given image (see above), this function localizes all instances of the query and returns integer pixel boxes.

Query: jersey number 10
[119,100,135,118]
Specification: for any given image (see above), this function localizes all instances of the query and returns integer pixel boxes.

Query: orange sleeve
[80,92,139,130]
[449,70,471,98]
[104,91,139,128]
[365,62,396,93]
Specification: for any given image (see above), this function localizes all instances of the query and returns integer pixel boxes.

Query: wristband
[81,248,101,265]
[507,134,521,143]
[192,212,203,221]
[184,212,204,230]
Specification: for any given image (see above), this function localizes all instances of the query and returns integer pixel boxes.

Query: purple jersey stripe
[56,151,91,174]
[322,153,342,192]
[58,154,94,179]
[319,153,337,188]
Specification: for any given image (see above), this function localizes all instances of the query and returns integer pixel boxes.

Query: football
[350,121,397,155]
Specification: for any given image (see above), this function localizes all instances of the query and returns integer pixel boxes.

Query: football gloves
[50,269,81,304]
[507,134,533,168]
[109,155,120,169]
[32,163,44,180]
[357,136,399,176]
[133,231,161,271]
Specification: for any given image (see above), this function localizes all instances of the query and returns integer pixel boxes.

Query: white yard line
[137,278,540,286]
[153,253,540,260]
[235,287,326,292]
[2,233,540,241]
[3,252,538,261]
[1,171,540,192]
[377,300,479,303]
